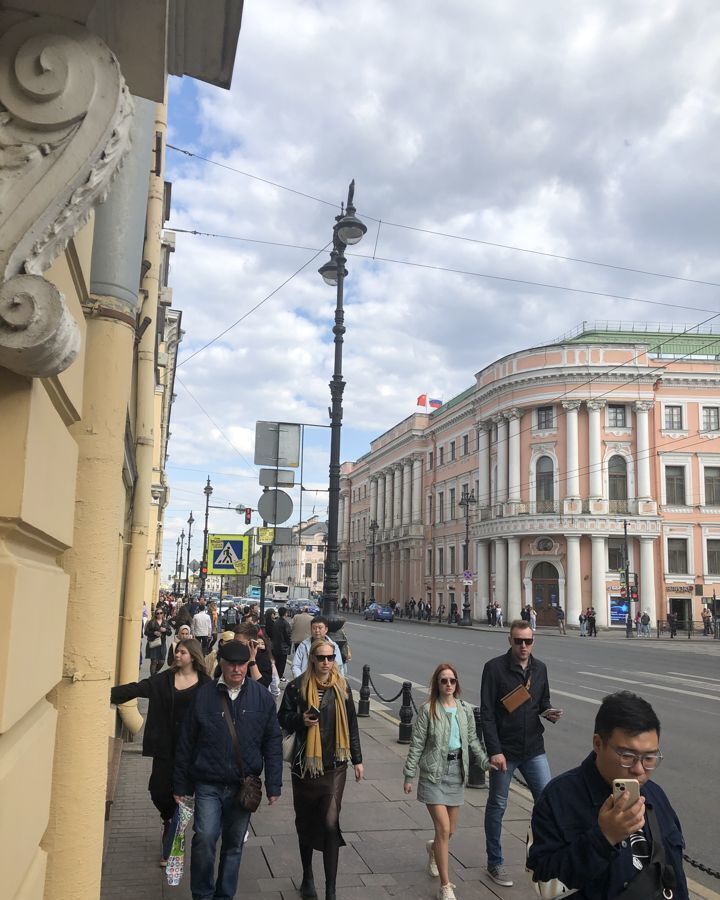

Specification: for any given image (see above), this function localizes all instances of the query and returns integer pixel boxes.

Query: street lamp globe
[188,512,194,527]
[204,477,213,499]
[318,250,347,287]
[336,211,367,246]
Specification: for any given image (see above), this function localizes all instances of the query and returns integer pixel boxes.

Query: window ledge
[661,505,694,513]
[661,429,688,438]
[606,427,632,435]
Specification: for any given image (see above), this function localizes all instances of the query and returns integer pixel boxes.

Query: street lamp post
[178,529,185,595]
[368,519,379,603]
[459,487,477,626]
[201,476,213,598]
[318,180,367,620]
[184,512,194,597]
[174,535,181,595]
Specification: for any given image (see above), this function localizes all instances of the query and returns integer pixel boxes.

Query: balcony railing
[609,499,629,514]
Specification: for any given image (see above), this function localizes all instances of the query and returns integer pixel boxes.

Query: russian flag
[429,398,442,409]
[416,394,427,407]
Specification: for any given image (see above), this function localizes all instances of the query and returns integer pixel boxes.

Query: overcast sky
[160,0,720,581]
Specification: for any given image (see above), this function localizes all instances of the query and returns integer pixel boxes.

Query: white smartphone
[541,708,563,720]
[612,778,640,804]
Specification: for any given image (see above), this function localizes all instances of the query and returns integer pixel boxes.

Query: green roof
[558,321,720,358]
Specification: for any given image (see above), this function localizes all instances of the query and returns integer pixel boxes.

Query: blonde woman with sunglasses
[278,638,363,900]
[403,663,490,900]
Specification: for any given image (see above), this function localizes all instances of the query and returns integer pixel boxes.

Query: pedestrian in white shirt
[292,616,345,678]
[192,602,213,655]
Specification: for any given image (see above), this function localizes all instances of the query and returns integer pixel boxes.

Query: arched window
[608,455,628,512]
[536,456,554,512]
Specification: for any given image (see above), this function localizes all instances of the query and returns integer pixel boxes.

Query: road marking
[631,670,720,692]
[345,678,391,712]
[667,670,720,684]
[578,672,720,701]
[552,689,601,706]
[379,673,428,692]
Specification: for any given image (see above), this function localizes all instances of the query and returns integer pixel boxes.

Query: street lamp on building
[184,511,194,597]
[459,487,477,626]
[318,180,367,620]
[368,519,379,602]
[201,476,213,598]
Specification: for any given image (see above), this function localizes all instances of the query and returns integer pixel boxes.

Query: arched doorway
[532,561,560,626]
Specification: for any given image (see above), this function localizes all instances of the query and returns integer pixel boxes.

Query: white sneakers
[438,883,457,900]
[426,840,439,877]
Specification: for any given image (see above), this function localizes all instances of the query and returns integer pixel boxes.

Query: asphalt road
[341,616,720,889]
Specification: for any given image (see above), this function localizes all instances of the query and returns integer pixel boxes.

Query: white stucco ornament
[0,14,134,378]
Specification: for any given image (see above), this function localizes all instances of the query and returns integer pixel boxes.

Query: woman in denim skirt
[403,663,491,900]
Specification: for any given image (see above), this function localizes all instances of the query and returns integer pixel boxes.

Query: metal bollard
[398,681,413,744]
[467,706,486,788]
[358,664,371,717]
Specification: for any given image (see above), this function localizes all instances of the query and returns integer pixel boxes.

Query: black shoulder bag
[616,806,677,900]
[221,695,263,813]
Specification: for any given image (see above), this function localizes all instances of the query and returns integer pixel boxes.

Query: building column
[639,537,657,626]
[591,535,608,628]
[495,414,508,504]
[477,422,491,507]
[401,460,412,526]
[411,456,422,524]
[376,474,385,530]
[635,401,654,511]
[566,534,582,627]
[393,464,402,528]
[384,470,393,531]
[507,536,521,620]
[370,476,378,525]
[507,409,523,503]
[494,538,507,616]
[476,539,490,619]
[587,400,606,504]
[343,493,351,544]
[562,400,581,511]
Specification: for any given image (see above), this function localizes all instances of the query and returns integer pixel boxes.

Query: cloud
[159,0,720,573]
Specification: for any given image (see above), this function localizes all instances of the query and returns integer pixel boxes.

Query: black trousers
[275,652,288,679]
[148,756,177,821]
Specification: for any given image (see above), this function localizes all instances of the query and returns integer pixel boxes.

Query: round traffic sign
[257,489,293,524]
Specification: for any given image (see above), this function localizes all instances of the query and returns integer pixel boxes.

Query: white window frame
[535,405,556,433]
[663,525,694,579]
[661,401,687,435]
[699,455,720,508]
[702,527,720,577]
[701,405,720,434]
[606,403,631,433]
[660,455,692,508]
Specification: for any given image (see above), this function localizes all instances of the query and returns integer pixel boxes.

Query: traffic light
[630,584,639,603]
[620,587,626,598]
[200,561,207,577]
[244,508,252,524]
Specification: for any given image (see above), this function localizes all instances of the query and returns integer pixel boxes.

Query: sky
[159,0,720,581]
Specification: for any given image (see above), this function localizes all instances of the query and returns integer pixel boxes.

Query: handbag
[501,675,532,714]
[282,731,296,763]
[148,637,162,649]
[526,825,578,898]
[615,806,676,900]
[220,695,263,813]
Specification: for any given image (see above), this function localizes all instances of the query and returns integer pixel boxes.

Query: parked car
[286,599,321,617]
[363,602,394,622]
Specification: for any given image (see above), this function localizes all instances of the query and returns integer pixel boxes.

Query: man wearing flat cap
[174,640,282,900]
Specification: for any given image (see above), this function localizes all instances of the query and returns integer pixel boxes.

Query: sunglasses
[439,677,457,685]
[314,654,335,662]
[513,637,534,646]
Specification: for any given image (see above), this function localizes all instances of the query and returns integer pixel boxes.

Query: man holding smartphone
[527,691,688,899]
[480,619,562,887]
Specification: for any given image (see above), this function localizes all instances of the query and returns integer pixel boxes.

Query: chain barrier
[366,672,405,704]
[409,693,418,714]
[682,854,720,881]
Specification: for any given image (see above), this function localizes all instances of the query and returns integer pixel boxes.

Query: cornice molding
[0,14,134,378]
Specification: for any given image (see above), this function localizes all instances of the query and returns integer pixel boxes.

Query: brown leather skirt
[291,763,348,851]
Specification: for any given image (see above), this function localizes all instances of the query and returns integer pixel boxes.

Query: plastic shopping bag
[164,799,194,886]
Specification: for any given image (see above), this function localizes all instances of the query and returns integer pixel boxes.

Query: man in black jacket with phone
[527,691,688,899]
[480,619,562,887]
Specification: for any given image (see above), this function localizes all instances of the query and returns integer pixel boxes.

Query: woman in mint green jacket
[403,663,490,900]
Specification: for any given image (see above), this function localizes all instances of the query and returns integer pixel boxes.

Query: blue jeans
[485,753,551,867]
[190,782,251,900]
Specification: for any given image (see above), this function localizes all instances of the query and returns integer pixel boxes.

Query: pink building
[338,324,720,629]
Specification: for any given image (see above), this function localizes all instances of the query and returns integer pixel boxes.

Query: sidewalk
[101,705,538,900]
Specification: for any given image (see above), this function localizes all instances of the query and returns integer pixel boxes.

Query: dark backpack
[641,613,650,625]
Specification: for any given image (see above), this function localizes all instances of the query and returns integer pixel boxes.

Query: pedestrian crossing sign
[207,534,249,575]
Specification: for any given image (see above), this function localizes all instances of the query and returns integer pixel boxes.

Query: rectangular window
[707,539,720,575]
[427,548,433,575]
[449,487,456,519]
[428,451,433,470]
[427,494,433,524]
[449,545,456,574]
[439,447,444,466]
[608,404,626,427]
[537,406,554,429]
[437,547,444,575]
[305,545,314,552]
[703,407,720,432]
[665,405,683,430]
[705,466,720,506]
[317,563,324,582]
[665,465,686,505]
[463,434,469,456]
[667,538,688,574]
[608,538,625,572]
[305,562,312,578]
[449,441,456,461]
[437,491,444,523]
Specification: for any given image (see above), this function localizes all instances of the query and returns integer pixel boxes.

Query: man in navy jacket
[174,640,282,900]
[527,691,688,899]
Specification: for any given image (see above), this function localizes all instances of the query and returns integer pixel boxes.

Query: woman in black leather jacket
[278,638,363,900]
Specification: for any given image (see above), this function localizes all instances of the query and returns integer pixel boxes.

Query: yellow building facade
[0,3,243,898]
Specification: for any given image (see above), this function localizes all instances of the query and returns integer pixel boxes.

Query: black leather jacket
[278,677,362,773]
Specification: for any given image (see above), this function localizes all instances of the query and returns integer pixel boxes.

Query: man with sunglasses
[480,619,562,886]
[527,691,688,899]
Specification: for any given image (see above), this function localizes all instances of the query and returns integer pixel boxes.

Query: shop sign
[665,584,694,593]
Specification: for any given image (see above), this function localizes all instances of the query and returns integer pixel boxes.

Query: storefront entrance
[669,596,691,630]
[532,562,560,626]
